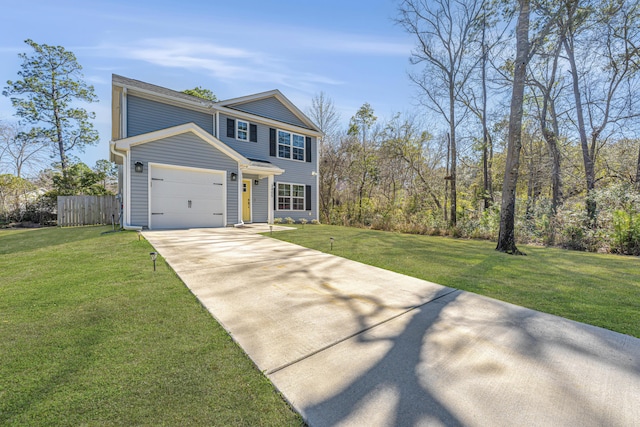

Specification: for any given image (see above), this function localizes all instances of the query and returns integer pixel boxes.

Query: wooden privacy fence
[57,195,119,227]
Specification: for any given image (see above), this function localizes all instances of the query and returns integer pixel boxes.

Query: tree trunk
[481,17,492,210]
[444,132,450,225]
[488,133,494,203]
[563,28,596,223]
[526,134,535,220]
[539,39,563,215]
[51,79,68,173]
[636,143,640,190]
[546,132,562,212]
[496,0,529,255]
[449,83,457,228]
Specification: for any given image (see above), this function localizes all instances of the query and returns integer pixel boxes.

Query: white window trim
[277,129,306,162]
[236,120,249,141]
[276,182,306,211]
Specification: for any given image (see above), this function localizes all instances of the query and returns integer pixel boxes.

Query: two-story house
[109,75,320,229]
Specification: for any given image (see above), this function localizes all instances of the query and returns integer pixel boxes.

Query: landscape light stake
[150,252,157,271]
[330,237,334,251]
[270,225,273,236]
[137,230,142,241]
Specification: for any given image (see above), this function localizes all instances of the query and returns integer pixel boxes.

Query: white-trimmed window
[237,120,248,141]
[278,183,305,211]
[228,118,257,142]
[277,130,305,161]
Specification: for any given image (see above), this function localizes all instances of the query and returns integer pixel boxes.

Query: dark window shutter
[249,124,257,142]
[305,185,311,211]
[226,118,235,138]
[305,137,312,163]
[273,183,277,209]
[269,128,276,156]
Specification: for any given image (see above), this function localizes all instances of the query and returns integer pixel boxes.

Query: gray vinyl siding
[230,98,308,128]
[129,132,239,227]
[127,95,214,137]
[220,114,271,160]
[270,138,318,222]
[220,112,318,221]
[273,163,317,223]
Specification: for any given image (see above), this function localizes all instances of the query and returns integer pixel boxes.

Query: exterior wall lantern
[134,161,144,173]
[230,172,237,181]
[254,179,259,186]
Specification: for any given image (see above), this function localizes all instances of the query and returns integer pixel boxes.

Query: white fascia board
[113,82,215,114]
[216,105,322,137]
[216,89,281,106]
[113,75,319,134]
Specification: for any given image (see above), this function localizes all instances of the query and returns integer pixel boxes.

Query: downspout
[110,142,142,231]
[267,175,274,224]
[215,111,219,138]
[315,135,319,223]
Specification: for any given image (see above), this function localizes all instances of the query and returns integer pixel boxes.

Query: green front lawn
[270,225,640,338]
[0,226,302,426]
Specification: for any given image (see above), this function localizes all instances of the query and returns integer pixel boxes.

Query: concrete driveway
[144,225,640,427]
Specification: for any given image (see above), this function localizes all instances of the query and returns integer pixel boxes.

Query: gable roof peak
[217,89,319,132]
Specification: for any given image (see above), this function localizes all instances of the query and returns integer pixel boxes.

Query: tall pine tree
[3,39,98,174]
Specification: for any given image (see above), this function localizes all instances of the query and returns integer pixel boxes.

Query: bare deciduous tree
[561,0,640,223]
[348,103,378,223]
[528,32,565,214]
[398,0,486,227]
[0,121,47,177]
[307,92,341,223]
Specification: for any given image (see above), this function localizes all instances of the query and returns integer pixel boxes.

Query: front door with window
[242,179,252,222]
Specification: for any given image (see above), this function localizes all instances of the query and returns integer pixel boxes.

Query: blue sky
[0,0,418,170]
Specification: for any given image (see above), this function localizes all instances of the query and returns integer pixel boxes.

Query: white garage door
[150,164,225,229]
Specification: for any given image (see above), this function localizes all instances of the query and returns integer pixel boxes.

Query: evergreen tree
[3,39,98,174]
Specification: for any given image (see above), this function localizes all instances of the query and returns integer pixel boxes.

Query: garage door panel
[153,168,223,185]
[152,196,223,214]
[152,213,223,229]
[149,165,226,229]
[153,176,223,187]
[152,181,222,199]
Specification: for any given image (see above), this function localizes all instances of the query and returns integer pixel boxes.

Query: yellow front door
[242,179,251,222]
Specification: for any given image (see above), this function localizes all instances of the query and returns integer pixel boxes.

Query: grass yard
[0,226,302,426]
[270,225,640,338]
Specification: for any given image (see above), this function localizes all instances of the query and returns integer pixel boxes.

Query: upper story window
[277,130,305,161]
[237,120,248,141]
[226,118,257,142]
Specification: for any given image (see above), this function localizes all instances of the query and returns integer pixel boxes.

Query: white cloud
[197,18,413,57]
[294,30,413,56]
[103,37,344,92]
